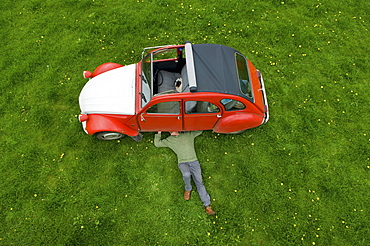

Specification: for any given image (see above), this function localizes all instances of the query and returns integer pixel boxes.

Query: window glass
[146,101,180,114]
[185,101,219,114]
[221,99,246,111]
[235,53,253,98]
[153,48,178,61]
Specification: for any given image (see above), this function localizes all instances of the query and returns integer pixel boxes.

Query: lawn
[1,0,369,245]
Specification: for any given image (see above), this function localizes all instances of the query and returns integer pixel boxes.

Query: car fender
[92,63,124,78]
[85,114,138,137]
[213,113,264,133]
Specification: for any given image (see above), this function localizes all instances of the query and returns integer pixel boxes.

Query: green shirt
[154,131,203,164]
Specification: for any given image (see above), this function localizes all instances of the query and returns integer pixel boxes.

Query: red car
[78,42,269,141]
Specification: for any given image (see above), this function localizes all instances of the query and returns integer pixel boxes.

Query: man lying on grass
[154,131,215,215]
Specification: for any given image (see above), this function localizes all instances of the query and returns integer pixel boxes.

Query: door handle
[140,114,146,122]
[217,114,222,118]
[177,116,181,120]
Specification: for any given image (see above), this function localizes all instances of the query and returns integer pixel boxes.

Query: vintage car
[78,42,269,141]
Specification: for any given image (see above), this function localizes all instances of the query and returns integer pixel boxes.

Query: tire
[95,131,125,140]
[226,130,246,134]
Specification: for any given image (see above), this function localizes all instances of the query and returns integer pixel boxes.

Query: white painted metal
[79,64,136,115]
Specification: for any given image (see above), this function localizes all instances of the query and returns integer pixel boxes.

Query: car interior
[149,47,188,95]
[145,47,247,114]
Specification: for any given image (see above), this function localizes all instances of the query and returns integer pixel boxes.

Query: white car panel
[79,64,136,115]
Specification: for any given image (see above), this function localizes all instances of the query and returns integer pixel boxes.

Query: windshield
[140,45,185,108]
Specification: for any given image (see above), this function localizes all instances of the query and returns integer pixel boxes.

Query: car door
[182,100,221,131]
[138,100,182,132]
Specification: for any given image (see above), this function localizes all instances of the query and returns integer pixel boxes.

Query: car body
[78,42,269,141]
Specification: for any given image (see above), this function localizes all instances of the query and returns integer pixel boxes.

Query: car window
[235,53,253,99]
[221,99,246,111]
[153,48,178,61]
[146,101,180,114]
[185,101,219,114]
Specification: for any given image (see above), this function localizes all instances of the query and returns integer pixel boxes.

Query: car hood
[79,64,136,115]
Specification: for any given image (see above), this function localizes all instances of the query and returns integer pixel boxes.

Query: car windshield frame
[140,45,185,108]
[141,53,152,108]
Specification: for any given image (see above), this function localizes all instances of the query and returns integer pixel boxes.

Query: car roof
[192,44,246,99]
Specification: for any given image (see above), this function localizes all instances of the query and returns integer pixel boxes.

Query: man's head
[170,131,180,136]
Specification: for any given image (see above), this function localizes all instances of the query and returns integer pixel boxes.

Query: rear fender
[85,114,138,137]
[213,113,264,133]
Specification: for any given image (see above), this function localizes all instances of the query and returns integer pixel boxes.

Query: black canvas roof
[192,44,243,97]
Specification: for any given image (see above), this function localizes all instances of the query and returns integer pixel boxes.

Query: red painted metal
[85,114,137,137]
[83,70,93,78]
[92,62,124,78]
[78,114,89,122]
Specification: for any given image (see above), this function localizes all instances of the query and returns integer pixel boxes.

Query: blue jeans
[178,160,211,206]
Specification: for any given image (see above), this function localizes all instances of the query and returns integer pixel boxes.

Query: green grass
[1,0,369,245]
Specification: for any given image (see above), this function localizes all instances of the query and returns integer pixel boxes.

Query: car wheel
[95,131,125,140]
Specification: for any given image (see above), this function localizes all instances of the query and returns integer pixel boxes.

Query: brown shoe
[184,190,191,200]
[205,206,215,215]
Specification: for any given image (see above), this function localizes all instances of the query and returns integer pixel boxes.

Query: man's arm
[192,130,203,138]
[154,132,168,148]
